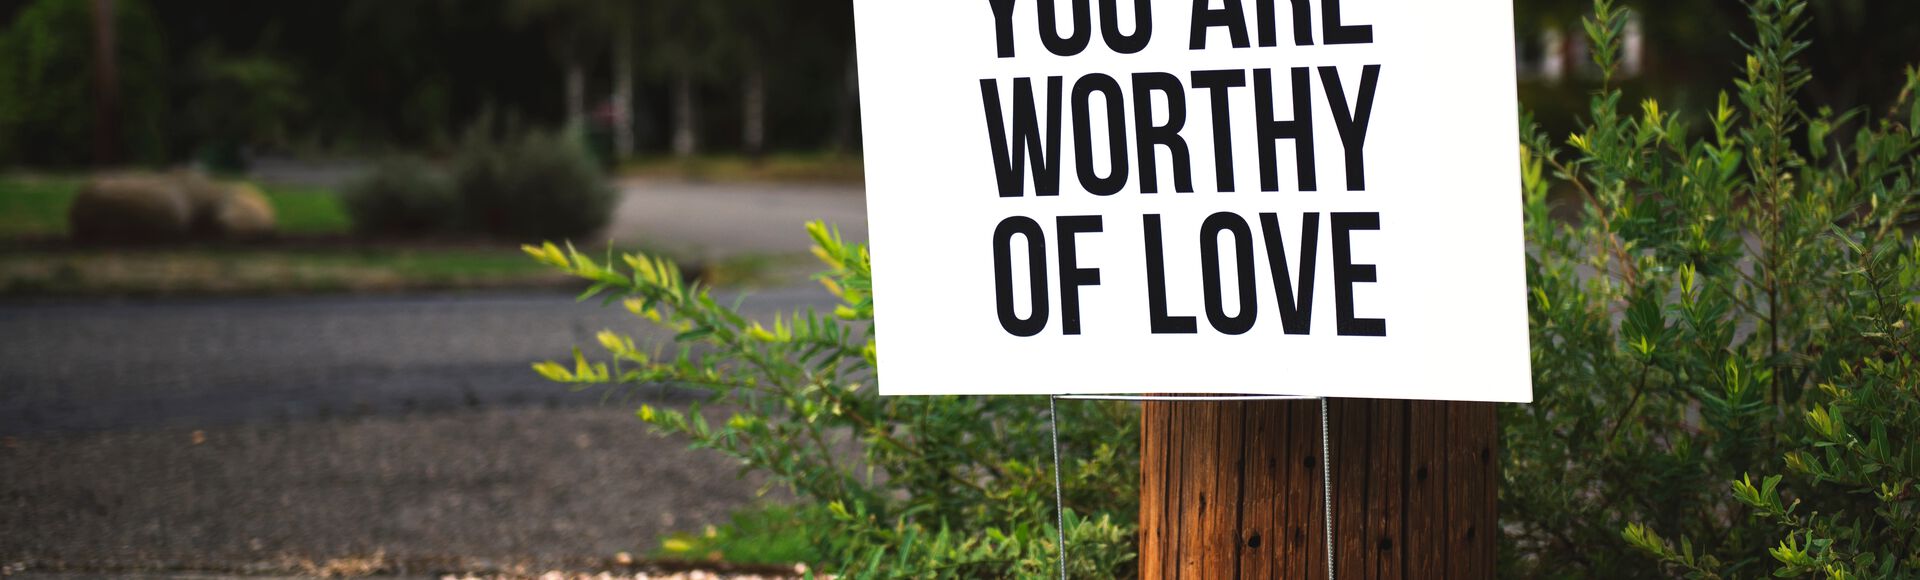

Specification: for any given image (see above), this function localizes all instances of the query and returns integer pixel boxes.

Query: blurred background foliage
[2,0,1917,170]
[0,0,860,169]
[1515,0,1920,141]
[0,0,167,166]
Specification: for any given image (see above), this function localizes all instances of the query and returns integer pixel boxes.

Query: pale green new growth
[528,222,1139,577]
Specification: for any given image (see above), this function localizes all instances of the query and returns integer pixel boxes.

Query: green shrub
[184,50,306,174]
[0,0,168,166]
[343,158,458,236]
[528,223,1139,578]
[455,130,614,241]
[1507,0,1919,577]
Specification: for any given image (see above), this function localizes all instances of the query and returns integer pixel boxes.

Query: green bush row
[343,130,614,241]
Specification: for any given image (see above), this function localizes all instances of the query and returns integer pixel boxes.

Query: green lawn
[0,177,81,237]
[0,175,777,297]
[0,175,575,296]
[0,246,567,297]
[263,184,353,235]
[0,176,353,238]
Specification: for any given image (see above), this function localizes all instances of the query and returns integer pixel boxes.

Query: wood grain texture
[1140,400,1498,579]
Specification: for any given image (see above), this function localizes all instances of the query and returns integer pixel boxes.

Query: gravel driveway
[2,405,781,575]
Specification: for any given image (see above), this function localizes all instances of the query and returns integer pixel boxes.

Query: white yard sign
[853,0,1532,402]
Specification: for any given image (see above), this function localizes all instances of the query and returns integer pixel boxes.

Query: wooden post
[1139,399,1498,579]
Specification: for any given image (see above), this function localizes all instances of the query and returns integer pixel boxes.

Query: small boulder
[68,174,194,243]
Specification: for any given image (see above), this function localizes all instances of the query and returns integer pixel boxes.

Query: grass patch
[0,175,352,238]
[694,253,817,289]
[0,246,567,297]
[653,504,824,567]
[263,184,353,235]
[0,176,81,237]
[619,154,864,184]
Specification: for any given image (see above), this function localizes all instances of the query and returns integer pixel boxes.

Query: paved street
[609,179,866,260]
[0,286,837,435]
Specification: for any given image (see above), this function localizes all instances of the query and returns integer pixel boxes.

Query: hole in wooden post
[1415,465,1429,481]
[1377,537,1393,552]
[1247,533,1263,548]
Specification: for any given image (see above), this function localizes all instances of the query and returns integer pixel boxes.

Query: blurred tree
[150,0,558,153]
[184,48,304,173]
[1516,0,1920,124]
[0,0,167,167]
[0,0,869,164]
[725,0,785,160]
[642,0,727,159]
[507,0,607,132]
[507,0,750,162]
[507,0,631,161]
[332,0,557,150]
[716,0,857,155]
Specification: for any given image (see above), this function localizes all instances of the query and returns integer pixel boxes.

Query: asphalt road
[609,179,867,260]
[0,286,838,436]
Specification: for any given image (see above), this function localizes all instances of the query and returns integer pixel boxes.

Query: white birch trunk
[612,24,636,160]
[671,72,698,159]
[742,65,767,160]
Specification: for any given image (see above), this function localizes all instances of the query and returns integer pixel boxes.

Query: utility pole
[1139,399,1498,579]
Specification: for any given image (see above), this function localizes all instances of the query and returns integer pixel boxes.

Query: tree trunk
[829,50,859,153]
[611,24,635,161]
[91,0,119,166]
[671,72,698,159]
[742,64,767,162]
[1139,399,1498,579]
[566,62,586,130]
